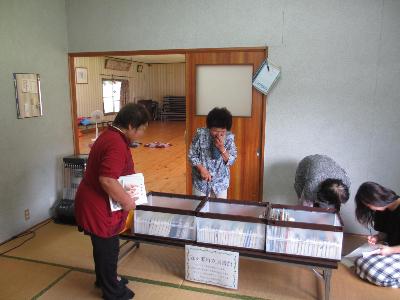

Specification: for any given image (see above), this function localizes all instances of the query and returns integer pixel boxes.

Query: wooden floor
[79,121,187,194]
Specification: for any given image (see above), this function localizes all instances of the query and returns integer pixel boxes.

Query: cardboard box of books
[266,204,343,260]
[133,192,204,241]
[196,199,268,251]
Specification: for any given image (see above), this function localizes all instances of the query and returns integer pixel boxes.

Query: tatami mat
[118,243,185,285]
[331,264,399,300]
[0,256,68,300]
[1,221,400,300]
[0,222,94,270]
[36,271,102,300]
[182,257,322,300]
[38,271,248,300]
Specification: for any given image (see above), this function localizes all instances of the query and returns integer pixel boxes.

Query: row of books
[266,238,341,260]
[133,214,341,258]
[269,208,292,221]
[134,211,195,240]
[197,219,265,250]
[266,226,341,259]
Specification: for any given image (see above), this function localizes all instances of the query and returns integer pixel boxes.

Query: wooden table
[119,233,338,300]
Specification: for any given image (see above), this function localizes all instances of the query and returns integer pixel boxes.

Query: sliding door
[186,48,267,201]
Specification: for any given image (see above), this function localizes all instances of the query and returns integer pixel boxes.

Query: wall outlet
[24,209,30,221]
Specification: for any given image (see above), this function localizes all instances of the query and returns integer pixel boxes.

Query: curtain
[120,80,129,106]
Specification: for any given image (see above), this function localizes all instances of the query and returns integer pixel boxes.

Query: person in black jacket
[354,181,400,287]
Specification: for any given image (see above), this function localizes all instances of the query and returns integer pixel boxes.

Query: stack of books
[197,218,265,250]
[134,211,195,240]
[266,206,343,260]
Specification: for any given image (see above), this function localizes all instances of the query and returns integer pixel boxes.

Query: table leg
[118,240,140,263]
[322,268,332,300]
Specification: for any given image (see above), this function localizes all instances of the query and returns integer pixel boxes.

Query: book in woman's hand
[109,173,147,212]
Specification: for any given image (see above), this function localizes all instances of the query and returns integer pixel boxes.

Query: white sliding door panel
[196,65,253,116]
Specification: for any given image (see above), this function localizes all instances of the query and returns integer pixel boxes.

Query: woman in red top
[75,103,150,300]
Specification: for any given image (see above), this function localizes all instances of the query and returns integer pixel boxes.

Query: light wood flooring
[79,121,187,194]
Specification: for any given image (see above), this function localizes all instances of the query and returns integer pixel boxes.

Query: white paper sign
[341,242,381,268]
[252,59,281,95]
[185,245,239,289]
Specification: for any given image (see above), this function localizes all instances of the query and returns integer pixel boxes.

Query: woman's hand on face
[214,135,225,152]
[368,234,379,245]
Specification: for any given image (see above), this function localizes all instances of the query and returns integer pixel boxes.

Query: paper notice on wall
[252,59,281,95]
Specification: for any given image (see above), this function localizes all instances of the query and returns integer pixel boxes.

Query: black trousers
[90,234,126,300]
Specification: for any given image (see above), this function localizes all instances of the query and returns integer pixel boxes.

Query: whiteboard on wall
[196,65,253,117]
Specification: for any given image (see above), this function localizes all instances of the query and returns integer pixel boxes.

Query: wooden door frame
[184,47,267,201]
[68,47,267,199]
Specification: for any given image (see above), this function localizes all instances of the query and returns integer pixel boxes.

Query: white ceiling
[111,54,185,64]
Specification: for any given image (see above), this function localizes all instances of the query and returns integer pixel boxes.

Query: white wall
[65,0,399,234]
[0,0,72,242]
[75,57,137,118]
[144,63,185,103]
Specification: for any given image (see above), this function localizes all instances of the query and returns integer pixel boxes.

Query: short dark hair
[206,107,232,131]
[317,178,349,211]
[113,103,150,129]
[355,181,398,227]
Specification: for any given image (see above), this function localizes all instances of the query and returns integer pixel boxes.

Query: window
[196,65,253,117]
[102,79,122,114]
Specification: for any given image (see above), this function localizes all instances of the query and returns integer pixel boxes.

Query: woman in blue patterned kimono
[188,107,237,199]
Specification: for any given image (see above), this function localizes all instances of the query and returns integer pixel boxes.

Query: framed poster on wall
[13,73,43,119]
[75,67,88,84]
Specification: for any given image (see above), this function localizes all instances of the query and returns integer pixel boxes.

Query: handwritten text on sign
[185,245,239,289]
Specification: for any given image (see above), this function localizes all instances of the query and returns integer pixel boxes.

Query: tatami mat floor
[0,221,399,300]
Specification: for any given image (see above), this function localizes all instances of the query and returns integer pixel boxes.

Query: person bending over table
[354,181,400,287]
[188,107,237,199]
[294,154,350,210]
[75,103,150,300]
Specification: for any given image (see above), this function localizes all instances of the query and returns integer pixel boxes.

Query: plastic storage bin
[266,204,343,260]
[196,199,268,251]
[133,192,204,241]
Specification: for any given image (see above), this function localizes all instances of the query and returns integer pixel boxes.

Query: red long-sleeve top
[75,126,134,238]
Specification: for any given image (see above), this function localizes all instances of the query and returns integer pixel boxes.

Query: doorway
[186,48,267,201]
[69,53,187,194]
[69,47,267,200]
